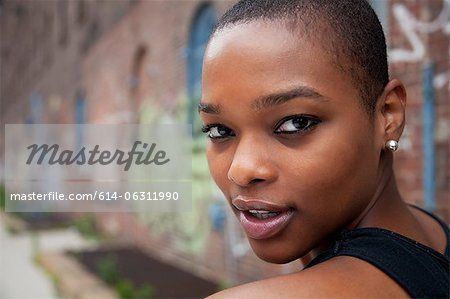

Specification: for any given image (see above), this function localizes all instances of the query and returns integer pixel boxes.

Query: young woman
[199,0,449,298]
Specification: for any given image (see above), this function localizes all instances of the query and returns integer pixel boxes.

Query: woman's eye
[201,124,235,139]
[275,115,321,134]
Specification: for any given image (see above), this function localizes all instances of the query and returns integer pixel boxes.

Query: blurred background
[0,0,448,298]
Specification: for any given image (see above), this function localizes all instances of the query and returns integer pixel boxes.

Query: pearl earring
[386,140,399,152]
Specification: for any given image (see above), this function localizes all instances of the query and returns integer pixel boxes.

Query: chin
[248,237,308,264]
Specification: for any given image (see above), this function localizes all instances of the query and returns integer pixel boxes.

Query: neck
[351,153,401,229]
[300,152,407,267]
[353,152,407,230]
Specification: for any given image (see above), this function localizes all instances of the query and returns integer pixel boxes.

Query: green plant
[115,279,154,299]
[96,254,155,299]
[132,283,154,299]
[217,279,233,291]
[0,184,6,211]
[96,254,119,284]
[115,279,134,299]
[72,215,99,239]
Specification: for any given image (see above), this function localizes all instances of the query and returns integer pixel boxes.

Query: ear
[376,79,407,148]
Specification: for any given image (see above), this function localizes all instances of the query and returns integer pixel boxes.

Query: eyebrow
[252,86,325,111]
[198,86,325,114]
[198,102,220,114]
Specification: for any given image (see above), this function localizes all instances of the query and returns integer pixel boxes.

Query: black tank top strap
[305,227,450,298]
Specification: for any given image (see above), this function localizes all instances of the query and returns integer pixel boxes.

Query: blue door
[186,4,217,130]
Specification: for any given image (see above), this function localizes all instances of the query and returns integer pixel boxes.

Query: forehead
[205,21,310,80]
[202,21,358,107]
[206,21,300,63]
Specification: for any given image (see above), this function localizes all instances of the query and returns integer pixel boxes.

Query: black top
[305,206,450,298]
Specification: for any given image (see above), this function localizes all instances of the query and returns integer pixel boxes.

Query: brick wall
[0,0,135,126]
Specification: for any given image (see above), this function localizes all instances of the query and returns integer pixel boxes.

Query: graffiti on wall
[390,0,450,89]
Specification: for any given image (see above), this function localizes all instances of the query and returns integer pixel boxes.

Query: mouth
[247,210,281,220]
[232,197,295,240]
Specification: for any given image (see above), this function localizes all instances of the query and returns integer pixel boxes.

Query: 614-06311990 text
[10,191,179,201]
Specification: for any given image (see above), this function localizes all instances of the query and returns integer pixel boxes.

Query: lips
[232,197,295,240]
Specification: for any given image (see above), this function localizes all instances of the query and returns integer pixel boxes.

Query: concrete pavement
[0,214,94,299]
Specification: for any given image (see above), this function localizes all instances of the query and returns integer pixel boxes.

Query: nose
[227,135,278,187]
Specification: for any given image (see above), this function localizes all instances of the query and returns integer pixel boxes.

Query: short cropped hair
[211,0,389,116]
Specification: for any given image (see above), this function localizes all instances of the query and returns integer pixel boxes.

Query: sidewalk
[0,215,93,299]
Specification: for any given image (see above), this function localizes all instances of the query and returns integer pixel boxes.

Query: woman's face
[200,21,382,263]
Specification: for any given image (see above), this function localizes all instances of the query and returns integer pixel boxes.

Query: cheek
[285,130,379,222]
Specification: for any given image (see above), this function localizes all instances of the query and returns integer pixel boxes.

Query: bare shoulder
[207,256,409,298]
